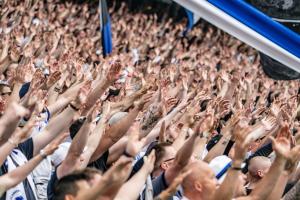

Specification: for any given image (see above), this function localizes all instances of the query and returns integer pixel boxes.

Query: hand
[107,59,122,82]
[73,81,92,107]
[199,113,215,133]
[30,69,46,90]
[126,122,146,157]
[134,92,154,110]
[101,156,133,186]
[42,133,68,156]
[9,102,29,118]
[47,71,62,89]
[143,150,156,173]
[232,119,252,161]
[15,65,33,83]
[214,97,231,119]
[270,123,291,159]
[261,116,277,131]
[86,101,101,122]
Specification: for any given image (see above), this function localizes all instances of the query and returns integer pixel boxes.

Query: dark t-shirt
[141,172,182,200]
[0,138,35,200]
[87,150,109,172]
[47,150,109,200]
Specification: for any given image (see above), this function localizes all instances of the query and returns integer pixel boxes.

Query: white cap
[209,155,232,183]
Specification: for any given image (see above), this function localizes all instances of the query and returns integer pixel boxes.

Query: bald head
[182,160,217,200]
[248,156,271,178]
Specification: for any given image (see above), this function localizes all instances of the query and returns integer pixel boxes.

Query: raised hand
[101,156,133,187]
[134,92,155,111]
[269,123,291,159]
[107,59,122,82]
[232,118,252,161]
[143,150,156,174]
[86,101,101,123]
[214,97,231,119]
[125,122,146,157]
[73,80,92,108]
[30,69,46,90]
[46,71,62,89]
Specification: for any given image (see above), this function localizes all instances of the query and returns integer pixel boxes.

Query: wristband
[39,149,47,159]
[231,166,243,171]
[8,139,18,148]
[69,103,80,111]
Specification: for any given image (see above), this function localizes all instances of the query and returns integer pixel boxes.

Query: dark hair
[69,118,86,139]
[152,142,173,171]
[53,168,100,200]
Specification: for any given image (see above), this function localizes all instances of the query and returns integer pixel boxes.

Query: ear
[65,195,75,200]
[160,162,169,170]
[257,170,263,178]
[194,180,203,192]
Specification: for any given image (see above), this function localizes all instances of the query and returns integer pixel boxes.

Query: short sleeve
[18,138,34,160]
[88,150,109,172]
[141,172,168,199]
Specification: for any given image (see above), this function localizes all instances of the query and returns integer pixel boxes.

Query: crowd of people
[0,0,300,199]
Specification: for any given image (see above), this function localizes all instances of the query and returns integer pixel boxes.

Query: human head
[53,168,102,200]
[248,156,271,181]
[182,160,218,200]
[151,142,176,178]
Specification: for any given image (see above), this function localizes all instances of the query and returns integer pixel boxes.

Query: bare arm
[0,103,28,145]
[31,82,91,156]
[90,93,152,161]
[0,134,63,196]
[75,156,133,200]
[165,131,199,184]
[265,171,289,200]
[115,152,155,200]
[56,118,93,178]
[90,105,140,161]
[0,120,34,166]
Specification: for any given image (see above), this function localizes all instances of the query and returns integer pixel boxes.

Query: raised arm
[213,121,253,200]
[114,151,155,200]
[165,130,200,184]
[0,133,65,196]
[0,120,34,166]
[32,82,90,156]
[237,124,296,200]
[90,93,153,161]
[75,156,133,200]
[56,104,98,178]
[81,60,122,115]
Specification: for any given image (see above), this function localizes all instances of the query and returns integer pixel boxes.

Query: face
[201,168,218,197]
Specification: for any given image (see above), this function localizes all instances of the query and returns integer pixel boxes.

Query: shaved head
[182,160,218,200]
[248,156,271,178]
